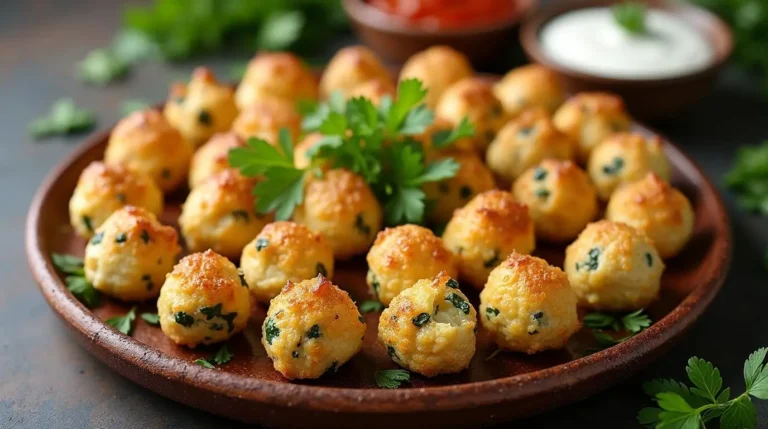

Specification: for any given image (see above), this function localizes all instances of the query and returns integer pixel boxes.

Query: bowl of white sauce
[521,0,732,120]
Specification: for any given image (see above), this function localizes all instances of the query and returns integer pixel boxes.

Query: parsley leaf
[374,369,410,389]
[431,117,475,149]
[211,344,233,365]
[622,309,652,333]
[106,307,137,335]
[583,309,652,352]
[51,253,85,276]
[51,253,101,308]
[141,312,160,326]
[612,2,647,34]
[195,359,215,369]
[687,357,724,403]
[725,141,768,216]
[30,99,95,139]
[257,11,305,51]
[746,348,768,399]
[359,300,385,313]
[77,49,129,85]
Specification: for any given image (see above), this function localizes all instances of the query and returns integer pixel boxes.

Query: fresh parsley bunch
[639,347,768,428]
[229,79,474,225]
[583,309,652,351]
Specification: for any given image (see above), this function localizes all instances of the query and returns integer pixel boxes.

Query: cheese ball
[378,272,477,377]
[231,97,301,146]
[493,65,565,119]
[512,160,597,242]
[157,250,251,347]
[346,78,396,105]
[553,92,632,163]
[366,225,458,306]
[423,151,496,224]
[105,109,193,193]
[399,45,473,108]
[163,67,238,148]
[442,190,536,290]
[188,132,246,189]
[262,276,365,379]
[292,169,383,260]
[564,220,665,311]
[240,221,335,303]
[606,173,694,259]
[479,252,579,354]
[235,51,318,109]
[485,108,575,183]
[179,170,271,259]
[435,77,507,153]
[84,206,180,302]
[319,45,390,98]
[69,161,163,238]
[588,132,671,200]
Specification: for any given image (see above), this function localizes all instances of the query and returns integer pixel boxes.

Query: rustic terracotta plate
[26,115,730,427]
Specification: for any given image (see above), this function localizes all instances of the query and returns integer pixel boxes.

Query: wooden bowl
[342,0,535,66]
[26,118,730,427]
[520,0,733,121]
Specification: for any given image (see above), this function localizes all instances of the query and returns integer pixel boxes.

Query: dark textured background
[2,1,768,427]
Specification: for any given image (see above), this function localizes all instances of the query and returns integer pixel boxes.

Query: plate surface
[26,119,731,428]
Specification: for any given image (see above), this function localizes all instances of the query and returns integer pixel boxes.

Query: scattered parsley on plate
[140,312,160,326]
[194,344,234,369]
[106,307,137,335]
[51,253,100,308]
[30,99,95,139]
[374,369,411,389]
[359,300,385,313]
[583,309,652,352]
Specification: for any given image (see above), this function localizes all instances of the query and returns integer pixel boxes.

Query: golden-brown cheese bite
[293,132,324,169]
[235,51,318,109]
[399,45,473,108]
[564,220,664,311]
[552,92,632,163]
[292,169,383,260]
[423,151,496,224]
[606,173,694,259]
[179,170,271,259]
[485,108,575,183]
[479,252,579,354]
[493,65,565,119]
[587,132,670,200]
[105,109,193,193]
[435,77,507,153]
[69,161,163,238]
[163,67,238,148]
[240,221,335,303]
[84,206,180,302]
[188,132,246,189]
[378,271,477,377]
[512,160,597,242]
[442,190,536,290]
[319,45,390,98]
[345,78,396,105]
[157,250,251,347]
[262,276,365,379]
[231,97,301,146]
[366,225,458,306]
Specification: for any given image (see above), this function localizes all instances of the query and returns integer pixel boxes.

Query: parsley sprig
[638,347,768,428]
[107,307,137,335]
[51,253,100,308]
[30,99,95,139]
[359,300,385,313]
[374,369,411,389]
[194,344,234,369]
[583,309,652,351]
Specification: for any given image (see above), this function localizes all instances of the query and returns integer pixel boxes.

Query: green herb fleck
[375,369,411,389]
[29,98,95,139]
[518,126,535,137]
[484,251,501,269]
[316,262,327,277]
[307,324,321,339]
[211,344,233,365]
[140,229,150,244]
[198,110,212,126]
[535,189,550,199]
[602,157,625,175]
[238,270,248,287]
[645,252,653,267]
[360,300,384,313]
[174,311,194,327]
[612,2,647,35]
[445,292,470,315]
[106,306,137,335]
[83,216,93,232]
[255,237,269,251]
[576,247,601,272]
[141,312,160,325]
[141,273,154,291]
[292,350,299,359]
[116,193,126,203]
[115,232,127,243]
[90,232,104,245]
[387,345,399,361]
[446,278,459,289]
[533,167,548,181]
[265,317,280,345]
[412,313,430,327]
[485,307,500,320]
[77,49,128,86]
[195,358,215,369]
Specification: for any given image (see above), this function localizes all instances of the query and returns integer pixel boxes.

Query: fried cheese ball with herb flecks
[378,272,477,377]
[442,190,535,290]
[485,108,575,183]
[346,78,396,105]
[512,160,597,242]
[292,169,382,260]
[69,161,163,238]
[105,109,193,193]
[319,45,390,98]
[240,221,335,303]
[262,276,365,380]
[479,252,579,354]
[366,225,457,306]
[235,52,318,109]
[84,206,180,302]
[163,67,238,148]
[588,132,671,200]
[493,64,565,119]
[606,173,694,259]
[399,45,473,108]
[179,170,271,259]
[564,220,664,311]
[157,250,251,347]
[552,92,632,163]
[435,78,507,153]
[188,132,246,189]
[231,97,302,146]
[423,151,496,224]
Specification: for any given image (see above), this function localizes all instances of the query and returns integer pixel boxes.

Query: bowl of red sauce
[343,0,535,66]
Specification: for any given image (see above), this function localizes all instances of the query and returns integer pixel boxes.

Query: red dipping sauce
[367,0,519,29]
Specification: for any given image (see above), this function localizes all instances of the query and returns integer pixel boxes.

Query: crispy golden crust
[423,151,496,224]
[399,45,473,108]
[493,65,565,119]
[168,250,242,300]
[231,97,301,146]
[188,132,246,188]
[235,51,318,108]
[320,45,390,98]
[345,78,396,105]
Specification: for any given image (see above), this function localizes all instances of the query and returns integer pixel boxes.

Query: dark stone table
[2,1,767,427]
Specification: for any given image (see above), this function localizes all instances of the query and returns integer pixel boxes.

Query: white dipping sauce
[540,8,714,79]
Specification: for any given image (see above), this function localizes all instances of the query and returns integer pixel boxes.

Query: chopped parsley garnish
[141,274,154,291]
[446,278,459,289]
[612,2,647,35]
[485,307,500,320]
[115,232,128,243]
[106,306,137,335]
[412,313,430,327]
[51,253,100,308]
[358,315,365,323]
[255,238,269,251]
[174,311,195,327]
[30,98,95,139]
[231,209,250,221]
[316,262,327,277]
[535,188,550,199]
[140,229,150,244]
[584,309,652,352]
[360,300,384,313]
[195,359,215,369]
[533,167,548,181]
[211,344,233,365]
[484,251,501,269]
[725,141,768,215]
[459,185,473,199]
[645,252,654,267]
[90,232,104,245]
[445,292,470,315]
[264,317,280,345]
[77,49,129,86]
[369,270,381,298]
[576,247,601,271]
[355,214,371,236]
[200,304,222,320]
[306,324,321,339]
[374,369,411,389]
[141,312,160,325]
[602,157,625,175]
[238,270,248,287]
[82,216,93,232]
[292,351,299,359]
[198,109,212,126]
